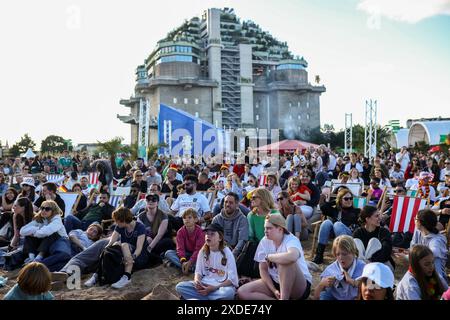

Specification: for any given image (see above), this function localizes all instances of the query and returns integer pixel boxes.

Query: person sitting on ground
[237,214,312,300]
[20,200,68,264]
[9,197,34,251]
[264,174,282,203]
[396,245,448,300]
[123,182,140,209]
[196,172,214,191]
[164,208,205,275]
[175,223,238,300]
[366,178,383,204]
[416,172,437,203]
[355,262,395,300]
[71,183,87,214]
[211,192,248,258]
[132,170,148,194]
[64,190,114,233]
[170,175,212,230]
[137,193,175,264]
[312,188,360,264]
[313,235,365,300]
[18,177,37,204]
[84,207,149,289]
[33,182,65,213]
[352,206,395,270]
[3,262,54,300]
[277,191,308,241]
[68,223,103,254]
[409,209,448,281]
[130,183,170,215]
[0,188,18,212]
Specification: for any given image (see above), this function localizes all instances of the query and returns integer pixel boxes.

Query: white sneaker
[111,275,130,289]
[84,273,98,287]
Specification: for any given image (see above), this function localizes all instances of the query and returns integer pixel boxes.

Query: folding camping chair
[58,192,81,217]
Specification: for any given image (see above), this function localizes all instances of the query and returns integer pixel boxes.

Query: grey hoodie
[410,229,448,281]
[212,208,249,257]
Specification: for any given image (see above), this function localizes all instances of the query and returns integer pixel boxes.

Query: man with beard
[170,175,212,230]
[212,192,249,258]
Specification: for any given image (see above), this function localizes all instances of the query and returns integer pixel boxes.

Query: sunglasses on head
[40,206,52,211]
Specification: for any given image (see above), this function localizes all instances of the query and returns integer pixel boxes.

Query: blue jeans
[64,215,94,233]
[165,250,192,269]
[320,289,337,300]
[286,214,302,234]
[42,238,72,272]
[318,220,352,245]
[176,281,236,300]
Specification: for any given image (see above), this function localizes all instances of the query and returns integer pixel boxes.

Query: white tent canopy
[408,121,450,146]
[21,148,36,159]
[390,128,409,149]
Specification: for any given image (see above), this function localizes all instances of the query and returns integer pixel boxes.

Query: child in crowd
[396,245,448,300]
[175,223,238,300]
[3,262,54,300]
[314,235,365,300]
[164,208,205,274]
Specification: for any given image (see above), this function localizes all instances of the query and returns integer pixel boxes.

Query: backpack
[97,244,124,285]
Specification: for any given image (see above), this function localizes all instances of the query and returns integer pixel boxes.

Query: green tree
[41,135,67,154]
[10,134,36,157]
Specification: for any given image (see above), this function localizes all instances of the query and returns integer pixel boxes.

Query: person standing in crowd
[58,150,73,174]
[395,146,410,173]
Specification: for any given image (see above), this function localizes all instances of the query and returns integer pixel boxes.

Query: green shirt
[3,284,54,300]
[58,157,72,168]
[247,209,281,242]
[79,205,103,222]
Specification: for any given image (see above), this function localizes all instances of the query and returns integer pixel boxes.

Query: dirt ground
[0,235,414,300]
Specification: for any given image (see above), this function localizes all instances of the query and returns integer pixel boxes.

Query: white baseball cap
[356,262,394,289]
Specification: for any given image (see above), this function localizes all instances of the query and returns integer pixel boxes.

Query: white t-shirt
[395,152,410,172]
[170,192,211,218]
[405,178,419,190]
[344,162,363,173]
[195,246,239,288]
[254,233,312,284]
[328,154,337,171]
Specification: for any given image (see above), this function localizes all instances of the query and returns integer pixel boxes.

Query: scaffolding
[344,113,352,155]
[221,46,241,128]
[364,99,377,161]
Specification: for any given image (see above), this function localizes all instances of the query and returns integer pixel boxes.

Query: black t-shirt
[161,179,182,198]
[34,194,66,213]
[197,181,214,191]
[115,221,147,247]
[352,226,392,263]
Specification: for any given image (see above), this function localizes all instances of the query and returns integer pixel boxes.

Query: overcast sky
[1,0,449,148]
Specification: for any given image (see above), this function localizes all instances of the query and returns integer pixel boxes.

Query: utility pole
[344,113,352,155]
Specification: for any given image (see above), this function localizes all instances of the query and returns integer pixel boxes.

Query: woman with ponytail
[410,209,448,281]
[396,245,447,300]
[176,223,238,300]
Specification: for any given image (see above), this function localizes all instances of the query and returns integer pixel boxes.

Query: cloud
[357,0,450,23]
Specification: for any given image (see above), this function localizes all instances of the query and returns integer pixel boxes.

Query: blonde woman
[248,188,280,243]
[264,174,282,202]
[313,235,365,300]
[20,200,68,264]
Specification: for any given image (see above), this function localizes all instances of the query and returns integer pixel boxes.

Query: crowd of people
[0,144,449,300]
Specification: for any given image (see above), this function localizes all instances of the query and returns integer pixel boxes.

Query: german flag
[58,185,68,193]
